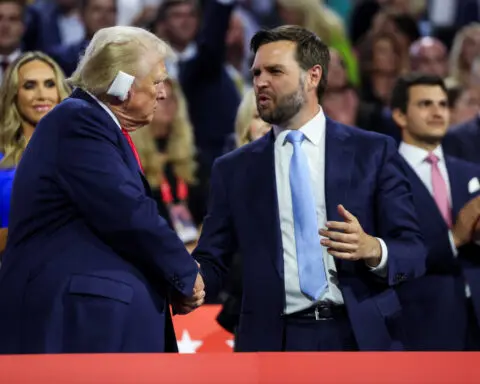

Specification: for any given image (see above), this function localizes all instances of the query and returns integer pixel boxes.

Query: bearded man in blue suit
[192,25,427,352]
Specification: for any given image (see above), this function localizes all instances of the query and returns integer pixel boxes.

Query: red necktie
[121,128,144,173]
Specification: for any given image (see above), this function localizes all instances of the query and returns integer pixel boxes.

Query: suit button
[394,273,406,283]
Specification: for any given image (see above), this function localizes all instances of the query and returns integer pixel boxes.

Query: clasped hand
[452,195,480,247]
[172,268,205,315]
[319,204,382,267]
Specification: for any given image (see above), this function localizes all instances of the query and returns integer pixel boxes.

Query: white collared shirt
[399,143,452,201]
[58,13,85,46]
[87,91,121,129]
[275,108,388,314]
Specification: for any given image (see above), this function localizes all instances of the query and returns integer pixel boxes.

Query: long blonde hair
[131,79,197,187]
[234,89,257,147]
[276,0,346,44]
[449,23,480,87]
[0,51,71,168]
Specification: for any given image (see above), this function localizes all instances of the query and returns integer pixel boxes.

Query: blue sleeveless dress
[0,153,16,227]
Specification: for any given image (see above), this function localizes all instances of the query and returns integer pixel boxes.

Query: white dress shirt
[429,0,456,27]
[275,108,388,314]
[58,13,85,46]
[88,92,121,129]
[399,142,470,296]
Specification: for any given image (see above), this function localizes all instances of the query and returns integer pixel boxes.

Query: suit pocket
[374,289,405,344]
[68,274,133,304]
[374,289,401,318]
[63,274,133,352]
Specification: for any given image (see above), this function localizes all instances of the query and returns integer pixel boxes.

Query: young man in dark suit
[392,73,480,350]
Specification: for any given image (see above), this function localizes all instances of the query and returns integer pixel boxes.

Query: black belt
[286,302,347,320]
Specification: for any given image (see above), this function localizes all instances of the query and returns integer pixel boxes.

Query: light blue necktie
[286,130,327,300]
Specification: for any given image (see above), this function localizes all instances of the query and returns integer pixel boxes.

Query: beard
[257,78,307,126]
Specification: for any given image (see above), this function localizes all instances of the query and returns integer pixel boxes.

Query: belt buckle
[314,303,334,320]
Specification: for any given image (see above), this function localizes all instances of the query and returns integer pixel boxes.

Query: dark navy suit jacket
[0,89,198,353]
[193,119,427,351]
[25,1,75,52]
[47,39,89,77]
[179,0,240,172]
[397,155,480,350]
[443,117,480,164]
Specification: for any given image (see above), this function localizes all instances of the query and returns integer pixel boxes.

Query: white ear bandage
[106,71,135,101]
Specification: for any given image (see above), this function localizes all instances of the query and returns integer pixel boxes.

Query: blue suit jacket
[443,117,480,164]
[179,0,240,171]
[397,156,480,350]
[193,119,426,351]
[25,1,64,52]
[47,39,89,77]
[0,89,198,353]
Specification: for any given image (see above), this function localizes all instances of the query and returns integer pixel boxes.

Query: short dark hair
[155,0,198,23]
[390,73,447,113]
[250,25,330,101]
[79,0,117,11]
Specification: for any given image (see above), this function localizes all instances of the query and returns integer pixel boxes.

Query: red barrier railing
[0,352,478,383]
[0,306,478,383]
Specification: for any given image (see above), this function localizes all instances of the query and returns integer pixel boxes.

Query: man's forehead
[409,85,447,99]
[253,41,296,64]
[419,45,445,57]
[257,40,296,53]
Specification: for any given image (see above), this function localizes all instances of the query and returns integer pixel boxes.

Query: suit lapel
[248,132,284,278]
[446,157,469,219]
[324,119,354,221]
[404,163,449,231]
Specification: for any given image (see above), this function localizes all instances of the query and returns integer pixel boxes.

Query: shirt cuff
[448,231,459,257]
[367,237,388,278]
[216,0,236,5]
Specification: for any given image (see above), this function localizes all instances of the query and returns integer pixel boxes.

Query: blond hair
[131,79,197,187]
[69,26,175,96]
[276,0,346,45]
[234,89,258,147]
[449,23,480,87]
[0,51,71,168]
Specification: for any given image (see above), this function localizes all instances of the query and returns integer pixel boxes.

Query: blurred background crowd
[0,0,480,339]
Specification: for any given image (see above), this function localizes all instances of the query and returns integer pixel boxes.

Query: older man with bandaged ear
[0,26,204,354]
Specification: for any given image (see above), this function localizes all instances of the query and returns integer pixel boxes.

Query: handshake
[172,263,205,315]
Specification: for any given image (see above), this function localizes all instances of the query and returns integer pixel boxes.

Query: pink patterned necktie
[425,152,452,228]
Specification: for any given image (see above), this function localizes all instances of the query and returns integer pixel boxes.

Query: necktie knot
[286,130,305,144]
[425,152,439,165]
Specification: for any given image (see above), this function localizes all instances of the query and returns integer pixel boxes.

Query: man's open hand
[319,204,382,267]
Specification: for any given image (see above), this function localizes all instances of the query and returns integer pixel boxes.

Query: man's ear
[122,88,134,107]
[308,64,322,93]
[392,108,407,129]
